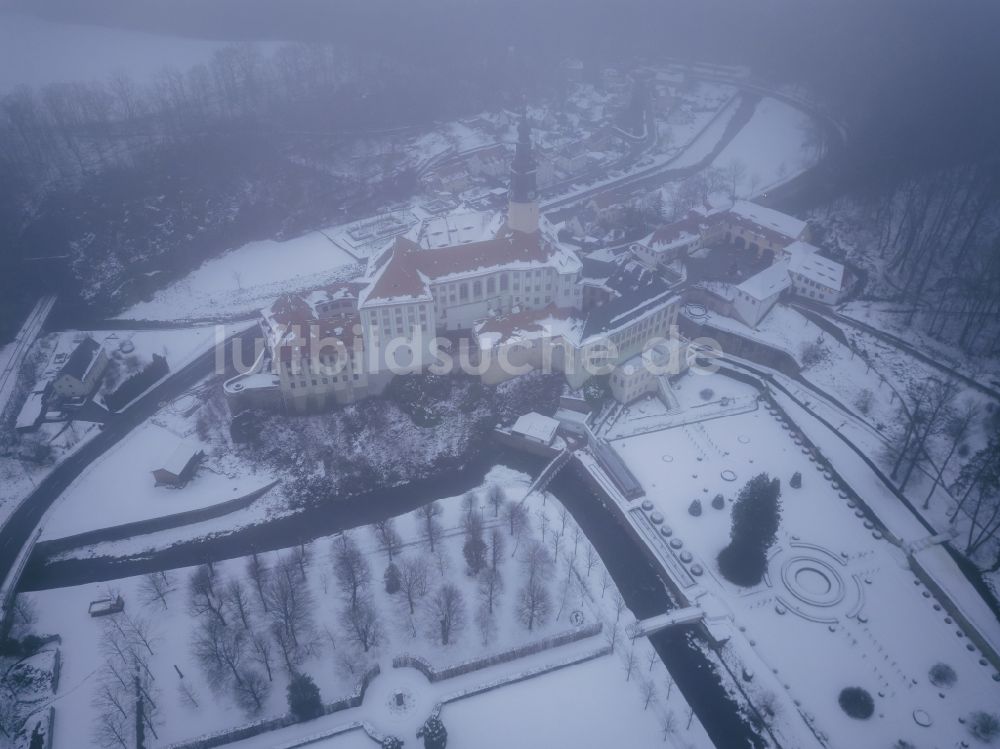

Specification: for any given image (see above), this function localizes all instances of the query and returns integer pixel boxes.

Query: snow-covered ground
[118,233,361,322]
[0,12,273,92]
[606,372,1000,749]
[0,325,239,536]
[709,97,820,197]
[666,96,742,171]
[38,418,272,542]
[37,326,225,384]
[22,466,707,748]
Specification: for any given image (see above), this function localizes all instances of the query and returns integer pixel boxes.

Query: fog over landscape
[1,2,999,749]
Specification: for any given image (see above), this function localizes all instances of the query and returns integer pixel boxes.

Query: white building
[732,261,792,327]
[785,241,847,305]
[510,412,560,446]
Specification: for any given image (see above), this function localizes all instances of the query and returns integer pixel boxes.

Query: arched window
[460,283,469,301]
[487,277,496,294]
[473,280,483,298]
[500,274,509,291]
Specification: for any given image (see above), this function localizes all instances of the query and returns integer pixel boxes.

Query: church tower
[507,116,540,234]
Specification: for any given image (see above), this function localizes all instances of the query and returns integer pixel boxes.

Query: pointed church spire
[507,112,539,233]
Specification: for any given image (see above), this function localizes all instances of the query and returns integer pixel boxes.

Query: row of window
[288,371,362,389]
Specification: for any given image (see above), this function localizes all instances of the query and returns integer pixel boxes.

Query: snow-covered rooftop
[417,210,502,249]
[510,412,560,444]
[737,260,791,301]
[158,439,203,477]
[786,241,845,290]
[729,200,808,241]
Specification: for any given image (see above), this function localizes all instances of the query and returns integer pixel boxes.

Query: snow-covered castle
[225,121,682,413]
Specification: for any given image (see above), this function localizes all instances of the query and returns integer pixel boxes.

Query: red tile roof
[363,231,556,304]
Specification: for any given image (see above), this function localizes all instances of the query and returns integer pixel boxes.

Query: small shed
[510,412,560,446]
[152,440,204,487]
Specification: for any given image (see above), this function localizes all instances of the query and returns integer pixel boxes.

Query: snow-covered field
[0,12,270,91]
[709,97,820,197]
[608,373,1000,749]
[22,466,707,748]
[38,418,272,542]
[118,233,361,322]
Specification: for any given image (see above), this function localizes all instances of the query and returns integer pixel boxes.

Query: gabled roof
[582,287,679,340]
[642,211,710,253]
[737,260,791,301]
[58,337,102,381]
[157,440,203,478]
[785,241,845,290]
[727,201,807,242]
[360,230,579,307]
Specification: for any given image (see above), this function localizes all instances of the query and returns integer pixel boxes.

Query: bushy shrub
[838,687,875,719]
[969,711,1000,743]
[711,493,725,510]
[790,471,802,489]
[718,474,782,587]
[688,499,702,516]
[928,663,957,688]
[287,672,323,721]
[384,563,401,594]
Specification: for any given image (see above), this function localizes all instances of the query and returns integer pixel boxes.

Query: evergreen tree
[462,514,487,576]
[384,562,401,594]
[287,672,323,721]
[718,474,782,586]
[418,716,448,749]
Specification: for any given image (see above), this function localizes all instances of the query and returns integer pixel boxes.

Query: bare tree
[331,533,371,611]
[248,632,273,682]
[247,553,269,611]
[488,527,506,569]
[487,484,506,517]
[460,491,479,527]
[623,644,638,681]
[659,710,678,742]
[584,545,600,578]
[140,571,175,610]
[478,566,504,614]
[222,578,254,631]
[93,613,160,747]
[188,565,226,625]
[292,542,312,580]
[476,602,497,647]
[427,584,466,646]
[612,592,627,624]
[192,616,269,713]
[417,501,443,552]
[641,678,657,710]
[503,501,528,543]
[398,555,430,616]
[372,518,403,561]
[520,540,553,588]
[923,400,977,509]
[516,577,551,632]
[341,597,383,653]
[265,555,317,668]
[646,646,660,673]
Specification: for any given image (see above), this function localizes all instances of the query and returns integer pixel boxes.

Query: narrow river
[22,447,764,748]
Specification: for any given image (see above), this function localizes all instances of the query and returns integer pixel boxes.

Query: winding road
[8,67,850,590]
[0,327,255,586]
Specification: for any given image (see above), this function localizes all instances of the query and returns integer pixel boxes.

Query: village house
[51,337,109,401]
